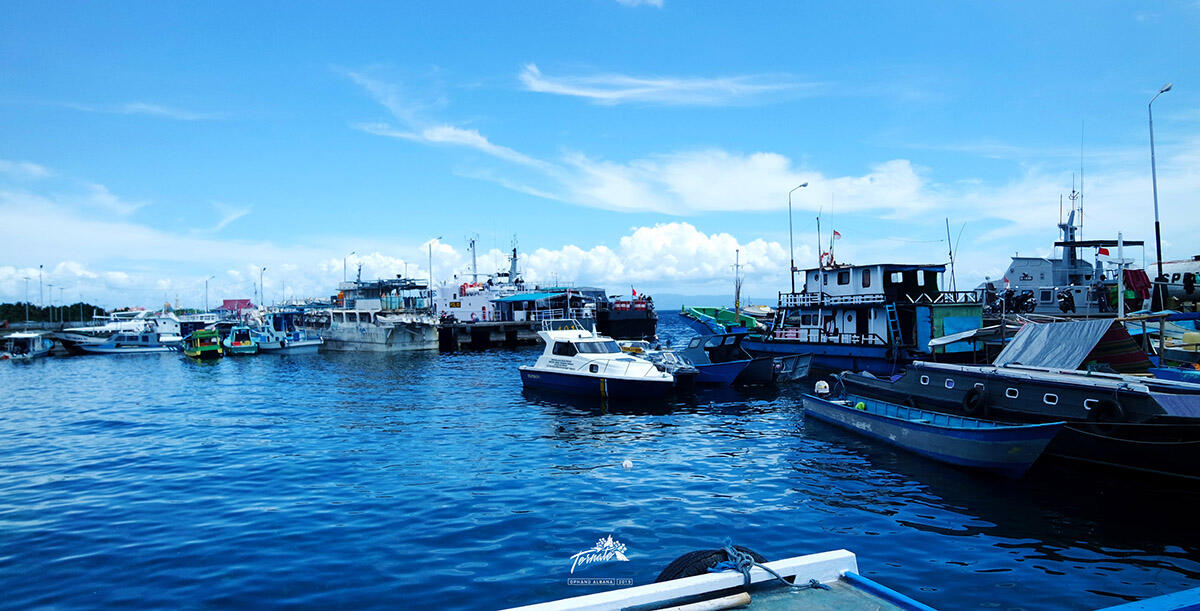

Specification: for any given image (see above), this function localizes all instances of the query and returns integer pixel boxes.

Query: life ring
[1087,398,1126,422]
[962,387,988,417]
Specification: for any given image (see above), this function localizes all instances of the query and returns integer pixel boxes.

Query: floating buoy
[814,380,830,395]
[622,459,633,470]
[855,402,866,411]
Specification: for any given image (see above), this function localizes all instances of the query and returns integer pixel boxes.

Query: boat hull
[258,339,321,354]
[802,393,1062,478]
[320,324,437,352]
[742,337,897,376]
[79,346,175,354]
[519,367,675,399]
[693,360,748,385]
[596,309,657,340]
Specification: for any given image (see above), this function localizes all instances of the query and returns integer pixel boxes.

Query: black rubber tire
[1087,399,1126,423]
[962,387,988,417]
[654,546,768,583]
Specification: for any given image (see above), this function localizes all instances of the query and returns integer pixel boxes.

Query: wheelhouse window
[576,340,622,354]
[552,342,578,356]
[862,269,872,288]
[890,272,903,283]
[837,271,850,285]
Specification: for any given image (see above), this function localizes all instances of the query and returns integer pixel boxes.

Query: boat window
[576,340,622,354]
[1040,290,1053,302]
[846,312,854,322]
[722,336,737,346]
[837,271,850,285]
[823,273,829,286]
[801,314,812,325]
[1006,388,1019,399]
[688,338,702,348]
[361,313,373,324]
[1043,393,1058,405]
[862,269,871,288]
[944,379,955,389]
[705,337,723,348]
[552,342,578,357]
[919,375,929,385]
[1083,398,1099,411]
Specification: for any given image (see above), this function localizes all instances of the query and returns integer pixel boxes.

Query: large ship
[306,273,438,352]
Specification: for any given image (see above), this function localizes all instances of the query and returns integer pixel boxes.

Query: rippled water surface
[2,313,1198,610]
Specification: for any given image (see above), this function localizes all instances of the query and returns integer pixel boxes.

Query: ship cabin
[489,288,601,323]
[775,263,981,355]
[334,277,431,313]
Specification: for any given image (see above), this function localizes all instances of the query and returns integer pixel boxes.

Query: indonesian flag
[631,287,637,297]
[832,230,842,240]
[1098,247,1110,256]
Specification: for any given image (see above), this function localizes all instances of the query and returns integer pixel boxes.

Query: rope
[708,539,830,591]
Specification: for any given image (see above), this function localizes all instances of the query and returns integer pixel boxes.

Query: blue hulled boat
[802,391,1064,478]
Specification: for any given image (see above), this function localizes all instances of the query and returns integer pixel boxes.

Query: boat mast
[733,249,742,313]
[470,236,479,283]
[945,218,956,292]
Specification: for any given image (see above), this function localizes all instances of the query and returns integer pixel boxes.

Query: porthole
[1043,393,1058,405]
[589,364,599,373]
[919,375,929,385]
[945,379,955,389]
[1006,388,1019,399]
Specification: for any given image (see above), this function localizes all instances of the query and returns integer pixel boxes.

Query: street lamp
[429,237,442,301]
[47,283,55,323]
[1149,82,1172,309]
[344,251,356,283]
[788,182,810,293]
[22,276,30,327]
[205,275,215,312]
[260,267,267,307]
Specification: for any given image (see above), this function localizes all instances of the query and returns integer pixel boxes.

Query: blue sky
[2,1,1198,308]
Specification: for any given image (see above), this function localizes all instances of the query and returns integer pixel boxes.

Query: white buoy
[622,459,633,470]
[815,380,830,395]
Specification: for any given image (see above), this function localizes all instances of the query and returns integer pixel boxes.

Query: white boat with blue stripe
[802,390,1064,477]
[519,319,676,399]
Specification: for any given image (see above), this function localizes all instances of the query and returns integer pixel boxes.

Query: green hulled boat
[681,306,764,335]
[221,324,258,355]
[183,329,224,360]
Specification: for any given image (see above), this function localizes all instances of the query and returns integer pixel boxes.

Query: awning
[993,319,1151,373]
[491,291,565,303]
[927,323,1023,348]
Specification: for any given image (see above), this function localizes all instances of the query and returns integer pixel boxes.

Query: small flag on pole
[832,230,842,240]
[1098,247,1110,256]
[631,287,637,297]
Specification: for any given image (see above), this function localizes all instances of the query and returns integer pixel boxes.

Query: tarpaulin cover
[993,319,1152,373]
[1151,392,1200,418]
[1123,269,1152,299]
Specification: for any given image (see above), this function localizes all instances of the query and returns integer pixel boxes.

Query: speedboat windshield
[576,340,622,354]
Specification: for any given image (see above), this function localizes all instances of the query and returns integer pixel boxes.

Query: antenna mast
[732,249,743,312]
[945,218,957,292]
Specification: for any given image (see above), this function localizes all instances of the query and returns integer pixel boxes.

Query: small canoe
[802,392,1064,478]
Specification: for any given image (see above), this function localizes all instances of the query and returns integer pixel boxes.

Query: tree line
[1,302,108,324]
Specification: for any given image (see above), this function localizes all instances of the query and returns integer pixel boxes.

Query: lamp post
[47,283,55,323]
[1149,82,1172,309]
[22,277,30,328]
[205,275,215,312]
[429,237,441,304]
[344,251,356,283]
[260,267,267,307]
[787,182,810,293]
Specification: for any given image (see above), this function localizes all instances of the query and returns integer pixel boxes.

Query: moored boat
[1,332,54,360]
[519,319,680,399]
[222,324,259,355]
[254,312,320,354]
[803,391,1064,478]
[77,330,181,354]
[182,329,223,360]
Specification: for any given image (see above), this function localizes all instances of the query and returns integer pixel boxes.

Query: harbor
[5,2,1200,609]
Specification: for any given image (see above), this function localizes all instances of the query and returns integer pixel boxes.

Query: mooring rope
[708,539,830,591]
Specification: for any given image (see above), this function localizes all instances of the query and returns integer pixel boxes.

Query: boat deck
[744,579,908,610]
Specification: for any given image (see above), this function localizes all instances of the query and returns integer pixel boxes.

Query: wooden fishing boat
[802,392,1063,478]
[183,329,223,360]
[221,324,258,355]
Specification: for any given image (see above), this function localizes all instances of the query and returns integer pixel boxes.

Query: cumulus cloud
[518,63,820,106]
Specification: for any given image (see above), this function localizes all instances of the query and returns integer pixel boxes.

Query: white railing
[779,292,887,307]
[771,327,888,346]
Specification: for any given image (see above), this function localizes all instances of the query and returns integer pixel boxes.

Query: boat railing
[772,327,888,346]
[540,319,590,332]
[903,291,981,305]
[779,292,888,307]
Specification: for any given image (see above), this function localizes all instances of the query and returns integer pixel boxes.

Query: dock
[437,320,542,350]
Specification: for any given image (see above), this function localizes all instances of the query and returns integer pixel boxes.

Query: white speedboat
[1,332,54,360]
[53,310,161,354]
[77,330,182,354]
[254,311,323,354]
[519,320,678,399]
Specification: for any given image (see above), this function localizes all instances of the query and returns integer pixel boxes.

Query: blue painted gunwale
[519,367,674,399]
[742,337,898,376]
[802,392,1065,477]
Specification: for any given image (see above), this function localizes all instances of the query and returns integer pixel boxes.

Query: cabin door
[855,309,870,338]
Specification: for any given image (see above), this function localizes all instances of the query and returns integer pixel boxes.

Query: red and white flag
[631,287,637,297]
[1098,247,1110,256]
[832,230,842,240]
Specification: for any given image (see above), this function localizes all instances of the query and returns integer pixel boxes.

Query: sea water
[1,313,1197,609]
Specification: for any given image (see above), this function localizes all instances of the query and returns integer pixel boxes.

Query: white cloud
[210,202,251,231]
[66,102,222,121]
[0,160,52,178]
[80,182,145,215]
[357,122,546,168]
[518,63,819,106]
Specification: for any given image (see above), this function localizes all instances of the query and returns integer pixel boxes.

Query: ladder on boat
[885,304,903,346]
